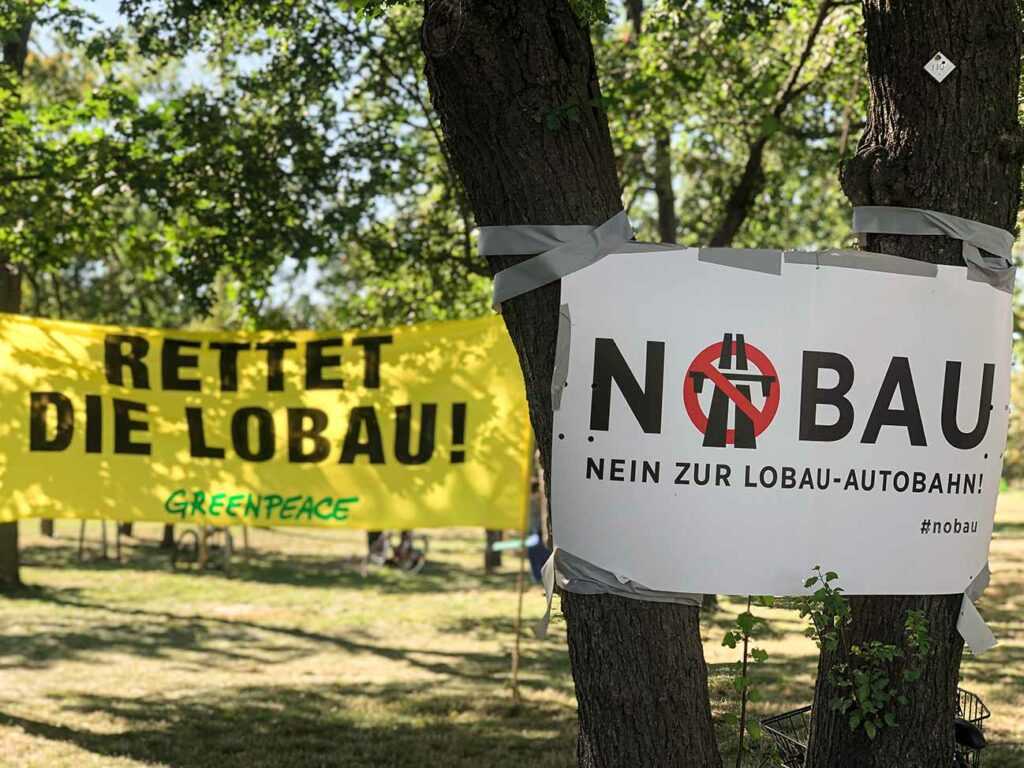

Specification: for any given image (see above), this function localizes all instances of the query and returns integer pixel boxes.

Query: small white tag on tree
[925,52,956,82]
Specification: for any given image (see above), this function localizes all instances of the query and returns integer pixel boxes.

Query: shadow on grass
[19,541,515,594]
[0,587,571,689]
[994,521,1024,536]
[0,682,577,768]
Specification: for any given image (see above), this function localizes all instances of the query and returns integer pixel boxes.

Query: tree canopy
[3,0,867,330]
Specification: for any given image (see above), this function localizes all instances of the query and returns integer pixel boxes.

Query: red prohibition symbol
[683,333,780,448]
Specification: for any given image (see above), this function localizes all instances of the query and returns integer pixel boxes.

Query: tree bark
[806,2,1023,766]
[0,265,21,587]
[653,132,677,243]
[484,529,503,571]
[0,17,30,590]
[421,2,721,765]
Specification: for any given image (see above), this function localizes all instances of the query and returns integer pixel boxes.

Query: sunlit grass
[0,497,1021,767]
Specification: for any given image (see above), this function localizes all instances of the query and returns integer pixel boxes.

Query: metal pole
[198,525,208,571]
[510,527,528,704]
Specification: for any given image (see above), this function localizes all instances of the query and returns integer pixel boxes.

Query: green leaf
[737,611,757,634]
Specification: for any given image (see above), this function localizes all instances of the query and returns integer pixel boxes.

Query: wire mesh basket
[758,688,988,768]
[759,705,811,767]
[955,688,990,767]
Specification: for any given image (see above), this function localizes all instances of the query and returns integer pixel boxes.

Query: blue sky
[90,0,122,25]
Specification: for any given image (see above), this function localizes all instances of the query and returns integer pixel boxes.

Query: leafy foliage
[119,0,491,327]
[4,3,353,322]
[7,0,874,332]
[799,567,932,741]
[598,0,865,248]
[4,1,493,328]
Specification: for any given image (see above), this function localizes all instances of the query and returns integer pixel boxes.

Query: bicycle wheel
[171,529,199,569]
[399,535,429,574]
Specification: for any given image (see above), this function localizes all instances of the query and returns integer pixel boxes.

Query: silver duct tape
[699,248,782,275]
[485,211,634,309]
[785,249,939,277]
[481,212,677,310]
[958,598,997,654]
[533,547,702,640]
[853,206,1015,293]
[957,563,996,654]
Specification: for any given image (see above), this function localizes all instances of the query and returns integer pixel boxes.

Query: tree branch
[709,0,841,246]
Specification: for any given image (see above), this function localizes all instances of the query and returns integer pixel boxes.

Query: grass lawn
[0,496,1021,767]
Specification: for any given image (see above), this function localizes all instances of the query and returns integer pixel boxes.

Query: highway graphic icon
[683,333,779,448]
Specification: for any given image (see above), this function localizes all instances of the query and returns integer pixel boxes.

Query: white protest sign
[551,249,1011,596]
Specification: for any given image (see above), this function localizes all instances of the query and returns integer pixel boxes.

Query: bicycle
[171,525,234,573]
[367,530,428,574]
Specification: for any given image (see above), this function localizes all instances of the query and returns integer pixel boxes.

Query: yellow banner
[0,313,531,529]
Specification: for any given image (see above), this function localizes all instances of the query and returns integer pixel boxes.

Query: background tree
[120,0,493,328]
[0,1,33,587]
[0,0,369,582]
[600,0,864,249]
[805,2,1024,765]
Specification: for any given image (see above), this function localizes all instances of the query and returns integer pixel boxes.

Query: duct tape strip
[533,548,702,639]
[958,564,997,654]
[852,206,1016,293]
[479,211,676,310]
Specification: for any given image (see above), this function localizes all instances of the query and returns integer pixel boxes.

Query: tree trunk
[160,524,176,549]
[708,136,768,247]
[653,131,676,243]
[421,3,721,766]
[0,262,21,588]
[40,520,54,537]
[0,18,30,590]
[484,529,503,571]
[806,2,1023,766]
